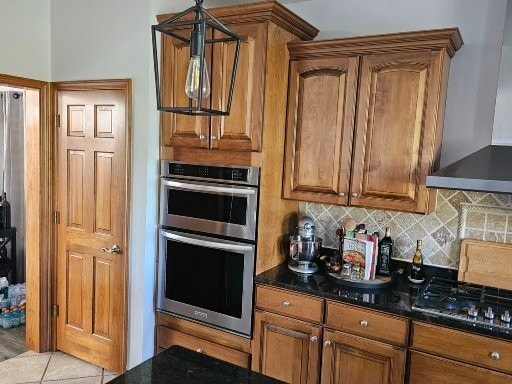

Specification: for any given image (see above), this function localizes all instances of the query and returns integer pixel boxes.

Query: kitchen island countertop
[109,346,283,384]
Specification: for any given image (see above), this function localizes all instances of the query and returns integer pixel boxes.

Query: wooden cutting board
[458,239,512,290]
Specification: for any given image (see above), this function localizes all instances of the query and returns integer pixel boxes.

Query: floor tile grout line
[39,352,54,384]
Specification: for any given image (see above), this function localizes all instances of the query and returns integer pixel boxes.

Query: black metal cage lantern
[152,0,241,116]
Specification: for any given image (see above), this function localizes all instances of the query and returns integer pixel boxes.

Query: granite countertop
[255,262,512,341]
[110,346,284,384]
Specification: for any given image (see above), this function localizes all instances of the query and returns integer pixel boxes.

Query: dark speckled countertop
[255,262,512,342]
[110,346,283,384]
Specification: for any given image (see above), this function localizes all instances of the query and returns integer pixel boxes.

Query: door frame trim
[51,79,132,369]
[0,73,52,352]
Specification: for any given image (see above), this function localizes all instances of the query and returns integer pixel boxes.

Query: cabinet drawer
[255,285,324,323]
[158,326,251,369]
[325,301,408,346]
[412,322,512,375]
[410,351,512,384]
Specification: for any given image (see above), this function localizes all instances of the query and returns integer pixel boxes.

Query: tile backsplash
[301,190,512,269]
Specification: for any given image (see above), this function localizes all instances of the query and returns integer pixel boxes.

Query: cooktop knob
[500,310,511,323]
[467,305,479,318]
[484,306,495,320]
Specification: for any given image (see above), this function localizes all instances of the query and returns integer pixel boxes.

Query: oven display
[168,163,249,183]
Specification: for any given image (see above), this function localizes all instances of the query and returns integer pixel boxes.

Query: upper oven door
[160,178,258,241]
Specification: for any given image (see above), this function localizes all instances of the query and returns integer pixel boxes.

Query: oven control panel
[163,161,259,186]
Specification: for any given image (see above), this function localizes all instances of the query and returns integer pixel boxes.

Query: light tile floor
[0,351,119,384]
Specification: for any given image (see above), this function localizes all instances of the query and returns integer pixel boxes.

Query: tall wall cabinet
[283,29,463,214]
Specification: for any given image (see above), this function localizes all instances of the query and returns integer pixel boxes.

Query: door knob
[102,244,121,254]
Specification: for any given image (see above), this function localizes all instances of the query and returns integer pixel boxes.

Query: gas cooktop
[412,277,512,331]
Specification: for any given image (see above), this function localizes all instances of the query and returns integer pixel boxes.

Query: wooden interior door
[282,56,359,205]
[55,81,130,373]
[210,23,266,152]
[321,329,405,384]
[252,310,322,384]
[350,51,441,213]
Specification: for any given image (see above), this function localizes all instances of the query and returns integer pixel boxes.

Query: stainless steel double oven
[158,161,259,336]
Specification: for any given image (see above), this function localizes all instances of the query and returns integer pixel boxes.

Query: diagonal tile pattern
[0,351,119,384]
[302,189,512,269]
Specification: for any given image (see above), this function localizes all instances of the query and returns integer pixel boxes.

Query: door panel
[211,23,266,151]
[283,57,358,205]
[351,51,440,213]
[321,329,405,384]
[161,34,210,149]
[252,310,322,384]
[56,83,129,373]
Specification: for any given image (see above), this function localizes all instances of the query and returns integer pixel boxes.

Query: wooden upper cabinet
[283,57,359,205]
[351,50,442,213]
[158,1,318,154]
[283,28,462,214]
[210,23,266,151]
[161,32,211,149]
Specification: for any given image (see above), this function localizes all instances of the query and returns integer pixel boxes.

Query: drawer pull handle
[196,348,203,353]
[282,301,291,307]
[324,340,332,348]
[311,336,318,343]
[360,320,368,328]
[490,352,501,361]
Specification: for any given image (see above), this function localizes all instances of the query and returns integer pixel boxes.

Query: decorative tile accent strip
[301,190,512,269]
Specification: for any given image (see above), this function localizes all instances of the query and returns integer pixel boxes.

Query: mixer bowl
[289,235,322,262]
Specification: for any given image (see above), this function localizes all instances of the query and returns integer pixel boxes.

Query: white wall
[285,0,507,166]
[50,0,158,367]
[0,0,51,81]
[492,0,512,145]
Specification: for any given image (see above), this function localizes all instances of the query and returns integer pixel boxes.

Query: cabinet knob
[351,192,359,198]
[210,135,218,140]
[310,336,318,343]
[339,192,345,197]
[282,300,291,307]
[490,351,501,361]
[196,348,203,354]
[324,340,332,348]
[199,135,207,140]
[360,320,369,328]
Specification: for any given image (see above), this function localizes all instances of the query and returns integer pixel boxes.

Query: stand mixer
[288,216,322,274]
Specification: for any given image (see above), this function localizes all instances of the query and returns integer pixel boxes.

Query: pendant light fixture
[152,0,241,116]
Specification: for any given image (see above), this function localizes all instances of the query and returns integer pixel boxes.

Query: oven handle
[162,231,254,252]
[162,179,256,195]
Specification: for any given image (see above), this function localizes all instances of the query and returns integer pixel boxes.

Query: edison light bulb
[185,55,210,100]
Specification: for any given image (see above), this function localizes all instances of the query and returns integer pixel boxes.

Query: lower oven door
[157,229,255,336]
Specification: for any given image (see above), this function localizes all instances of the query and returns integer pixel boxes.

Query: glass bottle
[378,227,393,276]
[409,240,424,283]
[0,193,10,228]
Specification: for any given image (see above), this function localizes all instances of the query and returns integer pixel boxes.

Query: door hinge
[54,211,60,224]
[56,114,61,128]
[52,304,59,317]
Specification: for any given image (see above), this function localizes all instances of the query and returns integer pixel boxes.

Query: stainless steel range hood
[426,145,512,193]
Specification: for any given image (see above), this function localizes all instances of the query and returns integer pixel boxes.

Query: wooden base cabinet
[157,312,251,369]
[252,310,322,384]
[283,28,463,214]
[410,322,512,384]
[409,351,512,384]
[321,329,406,384]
